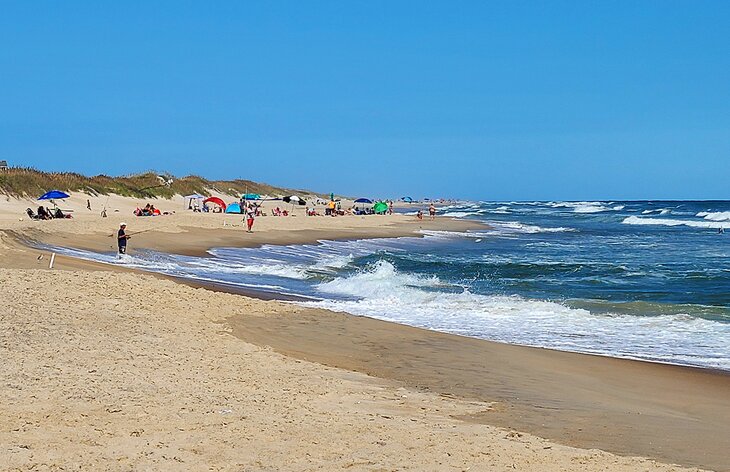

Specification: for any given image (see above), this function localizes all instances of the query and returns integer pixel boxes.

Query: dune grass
[0,167,313,199]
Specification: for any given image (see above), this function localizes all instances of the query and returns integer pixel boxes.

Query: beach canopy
[38,190,70,200]
[242,193,261,200]
[354,198,373,204]
[401,196,413,203]
[373,201,388,214]
[183,194,204,200]
[225,202,242,214]
[203,196,226,210]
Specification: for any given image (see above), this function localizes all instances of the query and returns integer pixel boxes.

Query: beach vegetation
[0,167,312,199]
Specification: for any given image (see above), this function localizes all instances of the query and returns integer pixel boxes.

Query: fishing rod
[107,228,154,238]
[100,196,109,218]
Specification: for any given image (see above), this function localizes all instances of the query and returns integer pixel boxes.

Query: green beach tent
[373,201,388,214]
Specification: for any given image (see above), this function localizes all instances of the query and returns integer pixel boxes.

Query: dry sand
[0,193,725,471]
[0,270,708,472]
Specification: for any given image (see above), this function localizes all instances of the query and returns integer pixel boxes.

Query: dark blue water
[49,200,730,370]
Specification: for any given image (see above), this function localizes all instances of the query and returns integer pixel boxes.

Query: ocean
[50,200,730,371]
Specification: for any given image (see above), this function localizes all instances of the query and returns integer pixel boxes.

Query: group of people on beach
[134,203,162,217]
[116,200,437,255]
[416,203,437,220]
[28,206,71,220]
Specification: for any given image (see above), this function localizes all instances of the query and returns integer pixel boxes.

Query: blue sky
[1,1,729,200]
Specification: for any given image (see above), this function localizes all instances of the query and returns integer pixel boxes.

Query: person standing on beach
[245,204,256,232]
[429,203,436,220]
[86,199,91,211]
[118,222,131,254]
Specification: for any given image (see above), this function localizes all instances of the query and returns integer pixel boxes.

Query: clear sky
[1,1,729,200]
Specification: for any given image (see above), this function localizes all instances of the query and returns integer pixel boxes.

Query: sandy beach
[1,193,727,471]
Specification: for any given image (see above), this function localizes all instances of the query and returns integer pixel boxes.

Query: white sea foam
[192,261,310,279]
[442,211,480,217]
[550,202,625,213]
[623,216,730,229]
[419,222,575,241]
[489,221,576,234]
[303,261,730,370]
[697,211,730,222]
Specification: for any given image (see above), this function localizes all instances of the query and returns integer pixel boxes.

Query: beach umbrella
[283,195,306,205]
[401,196,413,203]
[243,193,261,200]
[354,198,373,204]
[184,194,204,209]
[203,196,226,211]
[38,190,70,200]
[373,201,388,214]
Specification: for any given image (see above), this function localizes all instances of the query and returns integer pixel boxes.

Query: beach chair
[26,208,40,220]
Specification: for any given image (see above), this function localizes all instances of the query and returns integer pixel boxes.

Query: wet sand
[231,307,730,471]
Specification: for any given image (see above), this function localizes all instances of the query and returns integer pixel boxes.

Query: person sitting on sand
[417,209,423,220]
[53,208,70,219]
[37,206,52,220]
[118,222,131,254]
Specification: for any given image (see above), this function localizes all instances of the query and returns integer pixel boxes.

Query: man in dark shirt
[118,222,130,254]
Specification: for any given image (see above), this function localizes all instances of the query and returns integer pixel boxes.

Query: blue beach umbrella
[38,190,70,200]
[354,198,373,204]
[401,196,413,203]
[243,193,261,200]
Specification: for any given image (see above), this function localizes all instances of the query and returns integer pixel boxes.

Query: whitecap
[302,261,730,370]
[622,216,729,229]
[697,211,730,222]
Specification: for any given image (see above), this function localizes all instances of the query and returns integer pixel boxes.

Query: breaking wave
[304,260,730,369]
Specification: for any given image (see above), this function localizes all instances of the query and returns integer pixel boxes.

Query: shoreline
[8,226,730,470]
[1,196,727,471]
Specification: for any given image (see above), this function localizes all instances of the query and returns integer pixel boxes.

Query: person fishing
[245,203,258,233]
[118,222,131,254]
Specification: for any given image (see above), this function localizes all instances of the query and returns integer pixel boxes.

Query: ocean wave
[697,211,730,222]
[550,202,625,214]
[487,221,577,234]
[303,261,730,370]
[623,216,730,229]
[442,211,480,218]
[188,260,310,279]
[642,208,672,215]
[419,222,575,240]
